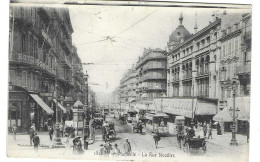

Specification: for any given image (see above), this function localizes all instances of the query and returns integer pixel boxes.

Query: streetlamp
[83,71,89,136]
[191,70,197,125]
[229,79,240,146]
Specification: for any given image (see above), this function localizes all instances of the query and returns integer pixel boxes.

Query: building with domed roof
[167,14,192,51]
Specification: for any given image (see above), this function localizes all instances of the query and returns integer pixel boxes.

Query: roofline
[169,18,221,54]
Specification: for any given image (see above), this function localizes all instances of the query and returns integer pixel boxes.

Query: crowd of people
[98,138,131,156]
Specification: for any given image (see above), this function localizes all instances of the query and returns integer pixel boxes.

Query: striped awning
[30,94,54,114]
[53,99,66,113]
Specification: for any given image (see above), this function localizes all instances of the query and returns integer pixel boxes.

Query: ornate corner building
[8,6,87,132]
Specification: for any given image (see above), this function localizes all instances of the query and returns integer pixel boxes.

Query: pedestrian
[188,126,195,138]
[111,143,121,155]
[76,139,84,154]
[153,132,161,149]
[29,126,35,146]
[138,120,143,133]
[217,122,222,135]
[83,134,89,150]
[72,136,81,154]
[123,138,131,155]
[48,125,54,141]
[104,140,112,154]
[12,124,17,140]
[208,121,213,139]
[60,123,64,137]
[246,122,250,143]
[32,132,40,152]
[99,144,107,155]
[203,122,207,138]
[102,126,106,141]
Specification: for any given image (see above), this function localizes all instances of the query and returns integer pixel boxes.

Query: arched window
[200,57,205,74]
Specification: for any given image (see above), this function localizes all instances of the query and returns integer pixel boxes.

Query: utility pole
[83,71,88,136]
[53,58,62,146]
[230,80,239,145]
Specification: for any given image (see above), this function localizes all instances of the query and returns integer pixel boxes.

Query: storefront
[153,98,217,126]
[213,96,250,134]
[8,86,54,132]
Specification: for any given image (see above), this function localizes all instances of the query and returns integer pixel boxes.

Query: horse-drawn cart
[183,137,207,153]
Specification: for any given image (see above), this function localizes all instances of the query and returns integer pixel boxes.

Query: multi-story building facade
[8,6,85,132]
[136,48,167,100]
[119,67,138,103]
[117,48,167,111]
[162,12,251,126]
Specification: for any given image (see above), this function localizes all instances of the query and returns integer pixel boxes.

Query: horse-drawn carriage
[132,121,143,133]
[183,137,207,153]
[93,117,103,129]
[102,122,116,141]
[120,114,127,124]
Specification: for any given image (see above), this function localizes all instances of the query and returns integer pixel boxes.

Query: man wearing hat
[123,138,131,155]
[29,126,35,146]
[111,143,120,155]
[32,132,40,151]
[104,139,112,154]
[72,136,81,154]
[99,144,107,155]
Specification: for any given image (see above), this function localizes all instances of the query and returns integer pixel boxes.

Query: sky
[68,4,248,104]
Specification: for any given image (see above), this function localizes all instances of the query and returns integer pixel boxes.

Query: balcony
[183,71,192,80]
[236,64,251,75]
[142,64,166,72]
[141,74,166,81]
[196,67,209,77]
[9,52,56,76]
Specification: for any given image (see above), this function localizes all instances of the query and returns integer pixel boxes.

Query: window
[22,71,27,87]
[9,70,15,84]
[33,39,38,58]
[228,40,231,55]
[29,35,33,57]
[223,44,226,57]
[21,35,27,53]
[234,38,238,54]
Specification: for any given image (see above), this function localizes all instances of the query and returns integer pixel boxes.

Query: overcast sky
[68,4,251,104]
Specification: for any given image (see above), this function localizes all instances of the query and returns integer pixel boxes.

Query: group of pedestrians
[99,138,131,156]
[201,121,213,139]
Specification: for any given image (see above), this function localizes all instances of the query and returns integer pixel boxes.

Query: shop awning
[153,112,169,118]
[53,99,66,113]
[213,107,232,122]
[195,100,217,115]
[30,94,54,114]
[214,97,250,122]
[154,98,217,118]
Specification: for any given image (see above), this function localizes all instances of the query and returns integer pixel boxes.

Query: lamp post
[191,70,197,125]
[83,71,89,136]
[53,65,62,145]
[229,80,240,146]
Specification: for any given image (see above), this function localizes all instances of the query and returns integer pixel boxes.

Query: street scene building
[7,2,252,162]
[8,6,96,132]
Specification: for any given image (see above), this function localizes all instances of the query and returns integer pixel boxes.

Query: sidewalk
[205,129,249,154]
